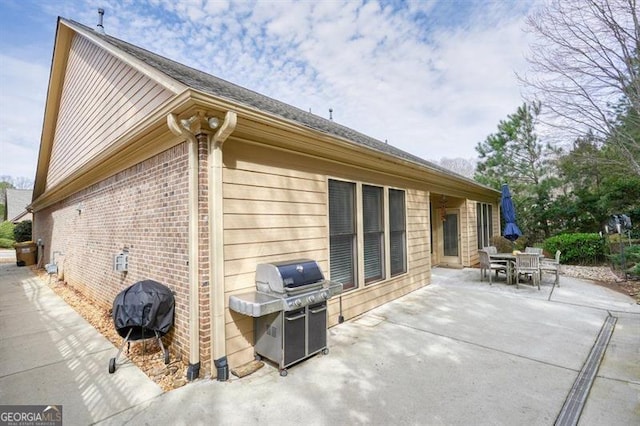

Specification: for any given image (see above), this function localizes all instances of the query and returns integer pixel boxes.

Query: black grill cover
[112,280,175,340]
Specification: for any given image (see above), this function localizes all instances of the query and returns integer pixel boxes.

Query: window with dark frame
[389,188,407,276]
[363,185,384,283]
[329,181,407,287]
[329,179,357,290]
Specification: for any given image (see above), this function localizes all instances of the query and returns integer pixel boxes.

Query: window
[476,202,493,249]
[389,189,407,276]
[329,180,407,288]
[363,185,384,283]
[329,180,357,290]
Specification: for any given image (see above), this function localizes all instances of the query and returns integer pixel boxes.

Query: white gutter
[208,111,237,381]
[167,113,201,380]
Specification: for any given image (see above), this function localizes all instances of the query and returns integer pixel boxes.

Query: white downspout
[208,111,237,381]
[167,113,201,380]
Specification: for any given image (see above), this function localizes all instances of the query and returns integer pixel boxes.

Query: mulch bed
[561,264,640,303]
[32,267,189,391]
[589,277,640,302]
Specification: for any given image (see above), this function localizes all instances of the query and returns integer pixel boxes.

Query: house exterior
[31,18,500,380]
[5,189,33,223]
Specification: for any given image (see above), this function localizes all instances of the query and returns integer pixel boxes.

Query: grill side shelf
[229,292,283,317]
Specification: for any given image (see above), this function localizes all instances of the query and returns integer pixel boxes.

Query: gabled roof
[5,189,33,222]
[64,19,493,193]
[33,18,498,205]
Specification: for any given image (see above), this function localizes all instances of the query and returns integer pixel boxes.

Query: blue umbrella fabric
[501,184,522,242]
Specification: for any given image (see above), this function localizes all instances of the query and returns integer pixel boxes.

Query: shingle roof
[69,19,488,188]
[5,189,32,222]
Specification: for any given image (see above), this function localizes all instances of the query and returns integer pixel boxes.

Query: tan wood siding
[222,141,328,292]
[46,34,173,190]
[222,141,433,367]
[463,200,474,266]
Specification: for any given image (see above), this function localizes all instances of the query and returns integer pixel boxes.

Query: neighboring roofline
[5,188,33,222]
[10,210,31,223]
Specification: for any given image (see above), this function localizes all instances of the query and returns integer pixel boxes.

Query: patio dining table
[489,253,517,284]
[489,253,544,285]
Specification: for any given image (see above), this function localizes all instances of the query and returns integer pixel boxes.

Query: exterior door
[441,209,461,266]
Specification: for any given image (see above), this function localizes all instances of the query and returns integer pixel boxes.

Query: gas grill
[229,259,343,376]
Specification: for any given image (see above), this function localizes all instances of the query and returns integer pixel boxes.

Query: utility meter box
[113,250,129,272]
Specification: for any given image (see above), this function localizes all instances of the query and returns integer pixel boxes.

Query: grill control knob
[294,299,302,307]
[321,291,330,300]
[308,295,315,303]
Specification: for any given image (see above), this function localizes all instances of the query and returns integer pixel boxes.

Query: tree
[475,102,559,242]
[0,176,34,190]
[435,157,476,179]
[475,102,554,190]
[554,138,609,232]
[522,0,640,175]
[0,180,15,220]
[553,132,640,234]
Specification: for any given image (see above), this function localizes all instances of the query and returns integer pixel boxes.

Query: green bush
[0,238,15,248]
[13,220,32,243]
[0,221,15,241]
[543,233,605,265]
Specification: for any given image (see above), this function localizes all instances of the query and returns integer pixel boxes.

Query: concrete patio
[1,262,638,425]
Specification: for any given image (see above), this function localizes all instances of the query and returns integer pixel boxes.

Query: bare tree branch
[521,0,640,175]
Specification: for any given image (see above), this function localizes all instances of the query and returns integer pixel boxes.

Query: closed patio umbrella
[501,183,522,242]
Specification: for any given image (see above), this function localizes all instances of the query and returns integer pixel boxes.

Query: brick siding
[33,142,207,368]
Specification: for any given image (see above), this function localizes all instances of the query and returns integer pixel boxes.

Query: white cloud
[0,0,540,179]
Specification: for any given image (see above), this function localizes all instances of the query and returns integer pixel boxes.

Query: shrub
[490,235,515,253]
[0,221,14,241]
[543,233,605,265]
[0,238,15,248]
[13,220,32,243]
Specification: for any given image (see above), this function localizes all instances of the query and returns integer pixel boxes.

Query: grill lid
[256,259,325,294]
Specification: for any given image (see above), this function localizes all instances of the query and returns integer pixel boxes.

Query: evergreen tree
[475,102,559,242]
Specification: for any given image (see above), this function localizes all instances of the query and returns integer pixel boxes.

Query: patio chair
[515,253,541,290]
[484,245,510,272]
[540,250,561,287]
[525,247,543,254]
[479,249,508,285]
[483,246,498,254]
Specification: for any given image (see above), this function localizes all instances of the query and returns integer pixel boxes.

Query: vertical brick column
[196,133,212,376]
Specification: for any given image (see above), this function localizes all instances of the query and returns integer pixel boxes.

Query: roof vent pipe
[96,8,105,34]
[329,108,333,121]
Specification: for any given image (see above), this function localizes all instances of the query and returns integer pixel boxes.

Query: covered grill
[108,280,175,374]
[229,259,342,376]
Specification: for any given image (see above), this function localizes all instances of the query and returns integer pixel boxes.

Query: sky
[0,0,541,181]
